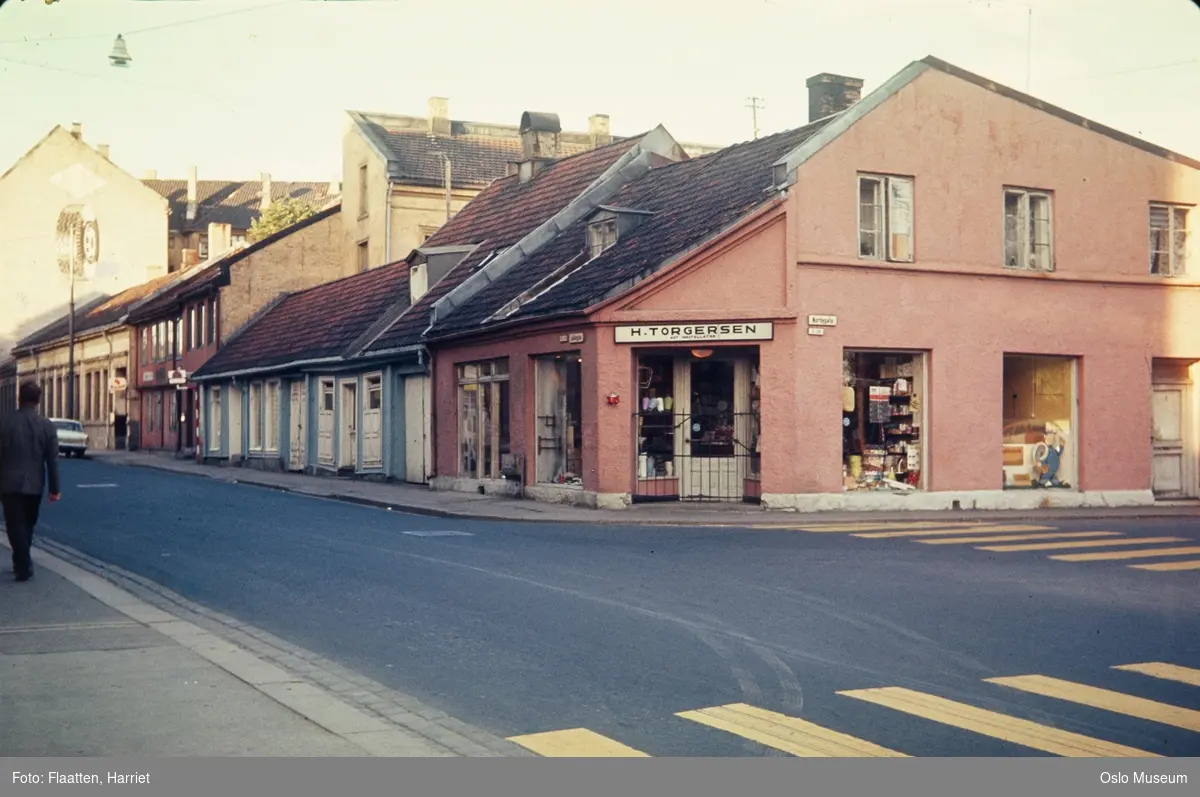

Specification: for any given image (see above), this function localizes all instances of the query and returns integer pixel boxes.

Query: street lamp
[108,34,131,67]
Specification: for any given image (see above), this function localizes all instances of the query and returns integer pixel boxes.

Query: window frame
[1150,202,1190,277]
[357,240,370,273]
[456,358,511,480]
[248,381,263,452]
[856,173,915,263]
[263,379,281,453]
[1003,187,1055,272]
[357,164,369,218]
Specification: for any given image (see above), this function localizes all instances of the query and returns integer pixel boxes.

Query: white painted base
[523,484,594,507]
[760,489,1157,513]
[429,475,522,498]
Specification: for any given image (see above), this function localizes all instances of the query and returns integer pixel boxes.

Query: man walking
[0,382,61,581]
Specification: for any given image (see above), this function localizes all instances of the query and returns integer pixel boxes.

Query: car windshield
[53,420,83,432]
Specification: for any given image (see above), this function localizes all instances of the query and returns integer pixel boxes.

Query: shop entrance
[632,348,761,503]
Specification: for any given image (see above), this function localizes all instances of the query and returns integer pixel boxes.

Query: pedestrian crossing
[770,520,1200,574]
[507,660,1200,757]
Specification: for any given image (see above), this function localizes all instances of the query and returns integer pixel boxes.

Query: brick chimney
[186,166,198,221]
[806,73,864,122]
[589,114,612,149]
[70,122,82,140]
[428,97,450,136]
[181,249,200,269]
[517,111,561,183]
[207,222,233,258]
[260,172,272,212]
[96,144,110,161]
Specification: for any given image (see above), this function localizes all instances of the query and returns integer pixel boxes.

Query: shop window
[842,351,927,492]
[1004,188,1053,271]
[635,355,676,481]
[1150,204,1189,276]
[858,174,914,262]
[534,353,583,485]
[1002,355,1076,490]
[457,359,510,479]
[689,359,737,458]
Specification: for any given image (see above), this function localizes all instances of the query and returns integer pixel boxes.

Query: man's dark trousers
[1,494,40,578]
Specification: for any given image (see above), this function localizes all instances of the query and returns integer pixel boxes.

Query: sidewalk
[0,536,516,757]
[91,449,1200,526]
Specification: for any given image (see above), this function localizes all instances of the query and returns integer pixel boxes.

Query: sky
[0,0,1197,184]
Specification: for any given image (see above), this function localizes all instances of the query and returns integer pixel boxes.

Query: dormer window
[588,218,618,258]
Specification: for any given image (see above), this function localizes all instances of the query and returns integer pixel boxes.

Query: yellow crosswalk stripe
[1129,559,1200,571]
[986,675,1200,732]
[507,728,650,757]
[853,524,1057,539]
[1113,662,1200,687]
[916,531,1121,545]
[839,686,1158,757]
[793,522,995,533]
[1052,546,1200,562]
[677,703,906,757]
[977,536,1186,553]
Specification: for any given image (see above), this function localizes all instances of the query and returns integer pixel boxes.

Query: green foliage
[248,197,321,242]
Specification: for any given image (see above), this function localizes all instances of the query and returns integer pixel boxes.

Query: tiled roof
[143,179,339,233]
[14,271,187,352]
[193,262,410,378]
[361,137,643,354]
[423,119,837,338]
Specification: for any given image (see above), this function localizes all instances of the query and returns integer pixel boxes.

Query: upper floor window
[198,235,209,259]
[1150,203,1189,277]
[358,164,368,217]
[357,240,370,273]
[1004,188,1053,271]
[587,218,618,259]
[857,174,913,262]
[231,234,247,247]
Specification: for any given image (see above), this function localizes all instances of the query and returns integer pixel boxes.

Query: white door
[362,375,383,467]
[227,385,243,458]
[208,387,222,453]
[318,380,335,464]
[340,380,358,468]
[1152,384,1192,497]
[405,375,431,483]
[289,381,307,471]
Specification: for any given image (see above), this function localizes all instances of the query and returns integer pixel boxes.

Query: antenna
[746,96,765,140]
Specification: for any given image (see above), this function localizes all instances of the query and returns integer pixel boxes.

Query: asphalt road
[33,458,1200,757]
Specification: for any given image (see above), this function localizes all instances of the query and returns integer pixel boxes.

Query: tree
[248,197,320,242]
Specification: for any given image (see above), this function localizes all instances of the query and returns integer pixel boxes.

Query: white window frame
[208,387,222,453]
[1003,187,1054,271]
[587,218,618,259]
[264,379,281,453]
[1150,203,1190,277]
[248,381,263,452]
[857,174,914,263]
[457,359,510,479]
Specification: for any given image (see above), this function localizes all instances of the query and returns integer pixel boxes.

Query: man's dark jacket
[0,408,61,496]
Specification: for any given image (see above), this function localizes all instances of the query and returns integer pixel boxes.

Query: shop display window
[842,350,926,492]
[1002,355,1076,489]
[535,353,583,485]
[457,359,510,479]
[635,355,676,479]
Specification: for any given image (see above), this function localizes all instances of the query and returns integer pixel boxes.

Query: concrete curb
[21,536,532,758]
[100,454,1200,527]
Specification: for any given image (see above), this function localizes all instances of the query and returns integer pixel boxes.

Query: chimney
[181,249,200,269]
[96,144,110,161]
[517,111,561,183]
[207,222,233,258]
[70,122,82,140]
[427,97,451,136]
[805,73,864,122]
[186,166,198,221]
[260,172,272,212]
[588,114,612,149]
[142,169,157,179]
[328,175,341,197]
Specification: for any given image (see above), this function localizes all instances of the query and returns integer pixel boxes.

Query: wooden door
[1152,383,1191,497]
[318,380,335,464]
[362,375,383,467]
[289,381,307,471]
[340,380,358,468]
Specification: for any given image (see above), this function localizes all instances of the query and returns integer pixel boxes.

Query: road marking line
[1129,559,1200,571]
[402,530,475,537]
[853,525,1056,539]
[506,728,649,757]
[0,620,141,634]
[677,703,906,757]
[76,483,119,488]
[986,675,1200,732]
[977,536,1185,553]
[1051,546,1200,562]
[1113,662,1200,687]
[917,532,1122,545]
[793,522,998,533]
[839,687,1157,757]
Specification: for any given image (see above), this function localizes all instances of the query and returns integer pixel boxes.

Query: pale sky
[0,0,1197,183]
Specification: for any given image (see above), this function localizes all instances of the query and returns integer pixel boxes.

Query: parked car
[50,418,88,457]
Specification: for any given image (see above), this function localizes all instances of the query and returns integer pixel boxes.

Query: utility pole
[746,96,764,140]
[971,0,1032,93]
[67,265,75,420]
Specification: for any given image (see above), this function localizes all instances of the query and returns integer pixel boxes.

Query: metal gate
[632,410,761,503]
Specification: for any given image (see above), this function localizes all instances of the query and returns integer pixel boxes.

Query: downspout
[383,178,394,266]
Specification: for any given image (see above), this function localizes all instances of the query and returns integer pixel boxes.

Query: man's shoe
[15,570,31,582]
